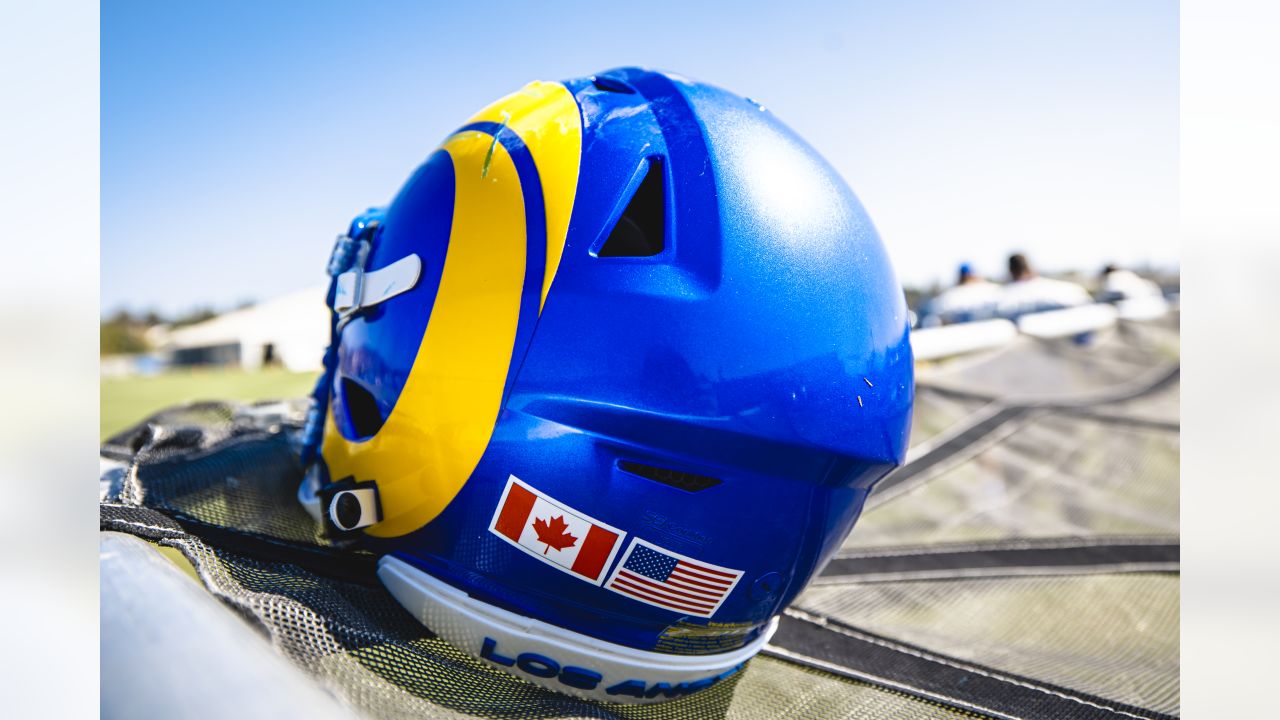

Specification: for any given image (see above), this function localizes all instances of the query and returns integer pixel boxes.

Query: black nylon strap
[873,405,1031,499]
[820,540,1179,582]
[767,611,1177,720]
[1055,409,1179,433]
[101,503,380,586]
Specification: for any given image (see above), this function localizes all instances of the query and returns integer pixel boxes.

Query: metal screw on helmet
[327,488,380,531]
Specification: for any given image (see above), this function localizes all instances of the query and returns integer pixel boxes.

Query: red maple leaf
[532,515,577,555]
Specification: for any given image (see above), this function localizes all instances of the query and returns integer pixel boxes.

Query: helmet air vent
[596,158,665,258]
[618,460,721,493]
[591,75,636,94]
[341,377,385,438]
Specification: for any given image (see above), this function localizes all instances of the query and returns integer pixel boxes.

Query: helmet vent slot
[597,158,665,258]
[341,377,384,438]
[591,76,636,94]
[618,461,721,493]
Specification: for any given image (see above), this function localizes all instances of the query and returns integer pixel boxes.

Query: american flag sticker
[604,539,744,618]
[488,476,625,585]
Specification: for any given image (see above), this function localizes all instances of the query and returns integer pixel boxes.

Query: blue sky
[102,0,1177,316]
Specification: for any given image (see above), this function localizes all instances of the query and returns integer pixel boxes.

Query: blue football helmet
[299,67,913,703]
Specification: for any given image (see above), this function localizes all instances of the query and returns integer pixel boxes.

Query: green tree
[101,320,148,355]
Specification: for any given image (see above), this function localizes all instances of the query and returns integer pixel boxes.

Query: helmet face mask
[306,67,913,703]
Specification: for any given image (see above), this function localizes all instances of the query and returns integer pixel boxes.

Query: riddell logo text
[480,637,743,698]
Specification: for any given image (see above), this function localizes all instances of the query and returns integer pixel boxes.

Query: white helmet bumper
[378,556,777,703]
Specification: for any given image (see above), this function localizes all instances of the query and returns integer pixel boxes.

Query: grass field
[101,367,317,440]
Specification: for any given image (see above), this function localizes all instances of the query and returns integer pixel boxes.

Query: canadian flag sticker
[488,476,625,585]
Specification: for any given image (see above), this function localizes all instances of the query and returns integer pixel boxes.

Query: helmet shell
[320,67,912,697]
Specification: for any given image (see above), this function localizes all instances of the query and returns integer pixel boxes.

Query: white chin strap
[334,253,422,319]
[378,556,776,704]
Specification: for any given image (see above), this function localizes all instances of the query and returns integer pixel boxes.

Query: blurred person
[1096,263,1170,323]
[1097,263,1163,302]
[997,252,1091,319]
[918,262,1001,326]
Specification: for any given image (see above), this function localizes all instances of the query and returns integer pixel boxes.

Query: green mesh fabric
[797,575,1180,715]
[908,387,991,449]
[146,532,975,720]
[847,410,1179,549]
[101,317,1179,718]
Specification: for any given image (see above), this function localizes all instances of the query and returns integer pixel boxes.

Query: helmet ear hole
[341,377,385,438]
[596,158,665,258]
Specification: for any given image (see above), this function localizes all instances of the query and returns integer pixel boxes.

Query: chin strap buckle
[327,233,371,325]
[333,252,422,322]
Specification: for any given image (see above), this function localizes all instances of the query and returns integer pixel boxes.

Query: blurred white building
[156,286,330,372]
